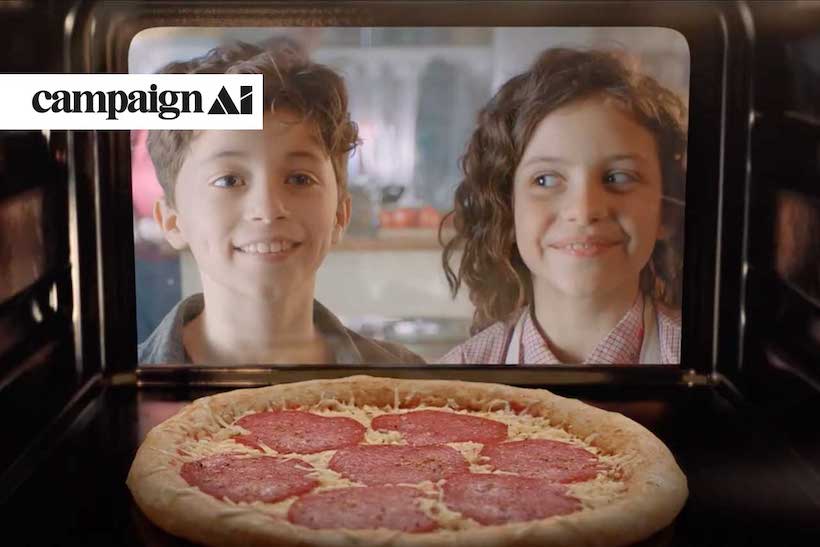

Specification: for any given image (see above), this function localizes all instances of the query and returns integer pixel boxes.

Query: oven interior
[0,1,819,546]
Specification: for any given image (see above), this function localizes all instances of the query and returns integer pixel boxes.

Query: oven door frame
[64,0,746,387]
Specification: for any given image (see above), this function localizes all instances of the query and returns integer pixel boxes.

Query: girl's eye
[286,173,316,186]
[604,171,637,186]
[534,174,561,188]
[211,175,244,188]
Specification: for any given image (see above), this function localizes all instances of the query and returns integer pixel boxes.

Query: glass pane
[130,27,689,365]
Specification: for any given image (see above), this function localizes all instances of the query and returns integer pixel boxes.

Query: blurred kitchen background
[130,26,690,361]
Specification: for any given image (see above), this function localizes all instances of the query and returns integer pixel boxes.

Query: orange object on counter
[378,210,395,229]
[418,206,442,229]
[391,207,420,228]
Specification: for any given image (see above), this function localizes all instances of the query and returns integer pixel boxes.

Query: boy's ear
[332,195,352,244]
[153,198,189,250]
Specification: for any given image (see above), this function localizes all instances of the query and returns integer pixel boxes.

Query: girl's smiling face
[512,96,664,301]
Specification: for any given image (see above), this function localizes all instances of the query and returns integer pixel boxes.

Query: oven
[1,1,819,546]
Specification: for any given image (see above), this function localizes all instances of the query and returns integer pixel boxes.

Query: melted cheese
[174,397,627,530]
[417,496,475,530]
[568,473,628,511]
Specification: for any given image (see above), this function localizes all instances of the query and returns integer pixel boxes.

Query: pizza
[127,375,687,546]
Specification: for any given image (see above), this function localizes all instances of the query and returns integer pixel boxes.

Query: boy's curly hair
[147,41,359,206]
[442,48,688,334]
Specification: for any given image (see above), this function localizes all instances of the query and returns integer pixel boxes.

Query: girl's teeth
[270,241,282,253]
[257,242,270,254]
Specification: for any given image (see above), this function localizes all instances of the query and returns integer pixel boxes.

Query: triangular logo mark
[208,87,240,115]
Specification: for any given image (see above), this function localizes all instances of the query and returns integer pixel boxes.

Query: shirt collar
[520,293,644,365]
[164,294,366,365]
[312,300,365,364]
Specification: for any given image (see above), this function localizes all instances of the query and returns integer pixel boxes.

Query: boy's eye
[211,175,244,188]
[286,173,316,186]
[604,171,637,186]
[533,174,561,188]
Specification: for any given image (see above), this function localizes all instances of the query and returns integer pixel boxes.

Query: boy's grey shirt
[137,293,425,365]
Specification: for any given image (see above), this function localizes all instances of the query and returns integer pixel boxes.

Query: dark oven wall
[741,0,820,483]
[0,0,100,503]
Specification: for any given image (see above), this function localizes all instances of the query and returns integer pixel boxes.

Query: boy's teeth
[240,241,294,254]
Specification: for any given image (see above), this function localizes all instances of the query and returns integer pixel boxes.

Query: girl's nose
[561,178,608,225]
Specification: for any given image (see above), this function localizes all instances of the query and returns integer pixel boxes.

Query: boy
[138,43,424,365]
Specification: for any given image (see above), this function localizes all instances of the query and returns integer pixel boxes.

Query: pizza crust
[127,375,687,547]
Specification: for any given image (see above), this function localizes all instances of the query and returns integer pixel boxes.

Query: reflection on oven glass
[775,191,820,302]
[0,188,45,303]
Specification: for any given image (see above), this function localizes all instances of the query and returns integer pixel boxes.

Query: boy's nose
[245,184,289,223]
[561,180,607,224]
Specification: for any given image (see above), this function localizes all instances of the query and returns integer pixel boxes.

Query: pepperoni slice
[371,410,508,446]
[234,410,365,454]
[180,454,317,503]
[288,486,437,532]
[480,439,602,483]
[442,474,580,525]
[329,444,469,485]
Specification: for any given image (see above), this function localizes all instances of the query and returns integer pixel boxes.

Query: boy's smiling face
[512,96,664,301]
[156,111,349,298]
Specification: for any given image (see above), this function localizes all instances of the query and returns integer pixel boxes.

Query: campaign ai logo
[0,74,262,129]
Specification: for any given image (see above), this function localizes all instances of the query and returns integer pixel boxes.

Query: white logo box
[0,74,263,130]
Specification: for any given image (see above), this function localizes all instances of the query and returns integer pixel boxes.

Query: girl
[440,48,686,364]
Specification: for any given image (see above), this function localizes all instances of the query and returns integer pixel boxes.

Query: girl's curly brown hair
[147,41,360,206]
[442,48,688,334]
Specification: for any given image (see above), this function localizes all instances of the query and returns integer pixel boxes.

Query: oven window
[129,26,690,365]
